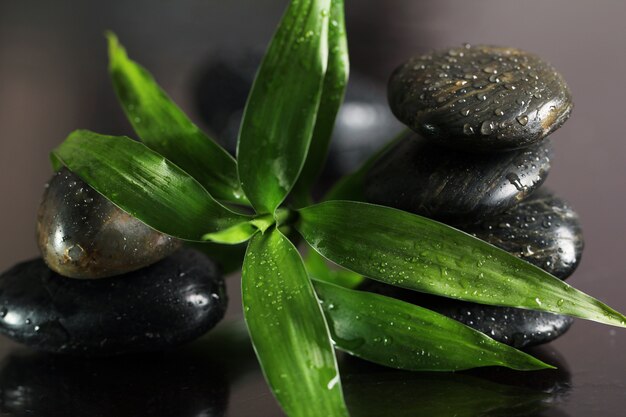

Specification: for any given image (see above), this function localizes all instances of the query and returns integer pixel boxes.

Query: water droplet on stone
[516,115,529,126]
[483,65,498,74]
[480,121,495,135]
[463,123,475,135]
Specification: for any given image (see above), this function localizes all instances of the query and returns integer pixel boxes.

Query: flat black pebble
[458,189,584,279]
[362,281,573,349]
[388,44,572,152]
[0,249,227,356]
[0,352,229,417]
[365,134,552,222]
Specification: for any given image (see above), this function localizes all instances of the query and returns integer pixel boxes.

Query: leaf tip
[105,31,126,66]
[512,355,556,371]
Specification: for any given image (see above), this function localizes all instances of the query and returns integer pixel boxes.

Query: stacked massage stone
[363,44,583,348]
[0,168,227,355]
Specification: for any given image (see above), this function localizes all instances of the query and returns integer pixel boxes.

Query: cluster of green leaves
[50,1,626,416]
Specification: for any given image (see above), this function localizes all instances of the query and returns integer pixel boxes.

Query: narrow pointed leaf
[202,222,258,244]
[292,0,349,205]
[52,130,250,241]
[297,201,626,328]
[313,279,552,371]
[107,33,246,204]
[237,0,331,213]
[324,129,408,202]
[242,229,348,417]
[201,213,275,244]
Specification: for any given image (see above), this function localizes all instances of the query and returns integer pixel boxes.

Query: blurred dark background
[1,1,626,416]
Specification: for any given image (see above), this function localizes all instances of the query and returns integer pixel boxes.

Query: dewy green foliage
[297,201,626,328]
[52,130,249,242]
[313,279,552,372]
[107,33,246,204]
[243,229,348,417]
[237,0,332,214]
[48,0,626,415]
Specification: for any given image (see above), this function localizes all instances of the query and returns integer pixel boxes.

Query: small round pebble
[0,249,226,356]
[37,168,181,279]
[458,189,584,279]
[365,134,552,222]
[388,44,572,151]
[362,281,573,349]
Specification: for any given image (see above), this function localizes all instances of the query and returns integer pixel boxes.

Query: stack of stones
[0,168,227,355]
[363,44,583,348]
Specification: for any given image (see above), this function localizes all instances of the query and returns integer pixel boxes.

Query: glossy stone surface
[37,168,181,279]
[362,281,573,349]
[0,352,229,417]
[193,51,403,178]
[388,44,572,151]
[459,189,584,279]
[0,249,227,356]
[365,134,552,222]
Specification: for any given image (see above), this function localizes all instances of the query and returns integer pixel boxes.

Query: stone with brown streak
[37,168,181,279]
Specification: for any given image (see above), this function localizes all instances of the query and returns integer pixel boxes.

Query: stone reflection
[341,345,571,417]
[0,349,229,417]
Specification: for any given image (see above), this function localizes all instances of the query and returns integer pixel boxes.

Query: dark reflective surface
[2,1,626,416]
[341,346,572,417]
[0,317,578,417]
[0,345,230,417]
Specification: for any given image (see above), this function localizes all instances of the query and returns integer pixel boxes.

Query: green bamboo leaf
[313,279,551,371]
[237,0,331,214]
[52,130,250,241]
[297,201,626,328]
[106,33,246,204]
[292,0,349,205]
[202,222,258,244]
[306,247,363,289]
[323,129,408,202]
[202,213,274,244]
[242,228,348,417]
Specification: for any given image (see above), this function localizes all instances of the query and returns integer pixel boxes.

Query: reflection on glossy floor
[1,315,623,417]
[0,324,555,417]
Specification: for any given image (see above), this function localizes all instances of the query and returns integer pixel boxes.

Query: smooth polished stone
[388,44,572,151]
[37,168,181,279]
[362,281,573,349]
[0,352,228,417]
[0,249,226,356]
[459,189,584,279]
[193,51,403,178]
[364,135,552,222]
